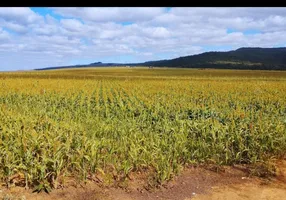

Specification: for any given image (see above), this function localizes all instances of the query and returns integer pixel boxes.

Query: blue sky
[0,7,286,71]
[31,8,62,20]
[227,29,261,35]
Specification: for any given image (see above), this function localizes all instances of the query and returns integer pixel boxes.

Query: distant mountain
[36,62,125,70]
[36,47,286,71]
[141,47,286,70]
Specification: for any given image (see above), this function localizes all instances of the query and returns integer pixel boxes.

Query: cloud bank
[0,7,286,70]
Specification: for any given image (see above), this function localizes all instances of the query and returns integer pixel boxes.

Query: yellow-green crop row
[0,67,286,192]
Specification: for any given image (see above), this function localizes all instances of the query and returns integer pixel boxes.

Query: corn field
[0,67,286,192]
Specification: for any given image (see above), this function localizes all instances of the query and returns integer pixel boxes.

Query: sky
[1,7,286,71]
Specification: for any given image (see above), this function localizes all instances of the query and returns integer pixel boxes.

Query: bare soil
[1,160,286,200]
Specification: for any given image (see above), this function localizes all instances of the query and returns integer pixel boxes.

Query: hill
[142,47,286,70]
[36,47,286,70]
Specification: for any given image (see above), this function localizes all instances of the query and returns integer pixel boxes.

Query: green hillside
[142,47,286,70]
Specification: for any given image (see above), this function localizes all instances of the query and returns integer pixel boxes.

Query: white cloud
[1,7,286,71]
[5,22,28,33]
[60,19,84,32]
[53,7,165,22]
[149,27,170,38]
[0,28,10,41]
[0,7,42,24]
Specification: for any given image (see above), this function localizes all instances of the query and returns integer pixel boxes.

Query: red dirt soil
[1,160,286,200]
